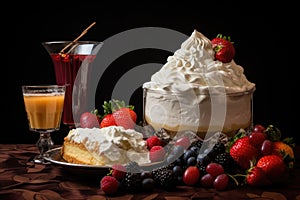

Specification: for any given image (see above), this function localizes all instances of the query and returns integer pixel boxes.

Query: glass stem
[36,132,54,156]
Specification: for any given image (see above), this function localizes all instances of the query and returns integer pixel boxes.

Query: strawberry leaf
[226,128,247,153]
[264,125,281,141]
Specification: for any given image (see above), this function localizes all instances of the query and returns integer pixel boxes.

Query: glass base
[30,154,51,165]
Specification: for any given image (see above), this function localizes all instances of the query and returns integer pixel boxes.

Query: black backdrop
[3,2,298,145]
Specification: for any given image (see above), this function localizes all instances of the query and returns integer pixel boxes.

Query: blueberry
[187,157,197,166]
[142,178,155,192]
[183,150,197,163]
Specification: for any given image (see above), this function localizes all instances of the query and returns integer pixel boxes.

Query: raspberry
[150,146,166,162]
[111,164,126,181]
[100,176,119,195]
[146,136,163,150]
[174,136,191,150]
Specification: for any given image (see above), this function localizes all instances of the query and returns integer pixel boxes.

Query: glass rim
[42,41,103,45]
[22,85,66,88]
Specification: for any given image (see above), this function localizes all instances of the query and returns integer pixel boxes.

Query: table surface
[0,144,300,200]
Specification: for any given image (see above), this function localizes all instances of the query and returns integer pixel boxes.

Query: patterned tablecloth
[0,144,300,200]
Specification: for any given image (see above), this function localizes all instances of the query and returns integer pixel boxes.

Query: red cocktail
[43,41,102,128]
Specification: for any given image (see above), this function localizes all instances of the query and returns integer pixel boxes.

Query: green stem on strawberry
[264,125,281,141]
[226,173,247,187]
[226,128,247,153]
[101,99,135,119]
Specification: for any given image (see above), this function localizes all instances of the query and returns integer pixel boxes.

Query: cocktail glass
[22,85,65,164]
[42,41,102,128]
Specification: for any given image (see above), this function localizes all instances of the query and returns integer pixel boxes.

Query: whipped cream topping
[66,126,150,165]
[143,30,255,94]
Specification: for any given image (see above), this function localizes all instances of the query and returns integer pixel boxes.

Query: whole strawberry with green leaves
[211,34,235,63]
[100,99,137,129]
[245,161,272,187]
[228,130,260,170]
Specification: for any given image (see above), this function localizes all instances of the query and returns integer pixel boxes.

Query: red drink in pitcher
[43,41,103,128]
[50,54,96,126]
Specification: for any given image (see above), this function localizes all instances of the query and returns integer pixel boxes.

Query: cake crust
[61,137,106,165]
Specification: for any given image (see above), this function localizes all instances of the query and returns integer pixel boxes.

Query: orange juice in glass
[23,93,65,130]
[22,85,65,164]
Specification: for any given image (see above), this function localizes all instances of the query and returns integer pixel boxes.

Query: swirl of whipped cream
[143,29,255,94]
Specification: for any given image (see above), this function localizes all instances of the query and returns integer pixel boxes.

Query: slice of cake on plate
[61,126,150,166]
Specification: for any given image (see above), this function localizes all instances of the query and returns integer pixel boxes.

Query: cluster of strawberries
[79,99,137,130]
[229,124,295,186]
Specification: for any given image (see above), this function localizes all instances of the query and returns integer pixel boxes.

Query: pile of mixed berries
[99,124,295,195]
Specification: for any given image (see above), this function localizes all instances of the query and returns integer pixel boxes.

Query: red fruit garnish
[113,107,137,129]
[206,163,224,177]
[229,135,260,169]
[149,146,165,162]
[213,174,229,191]
[253,124,266,133]
[100,175,119,195]
[246,166,271,187]
[183,166,200,186]
[100,113,116,128]
[80,110,101,128]
[261,139,273,156]
[211,34,235,63]
[101,99,137,129]
[174,136,191,150]
[256,155,287,184]
[146,136,163,150]
[249,131,267,148]
[111,164,126,181]
[200,173,214,187]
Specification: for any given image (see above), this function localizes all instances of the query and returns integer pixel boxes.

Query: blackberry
[207,142,225,159]
[152,166,176,189]
[214,152,236,173]
[213,142,225,154]
[196,162,207,175]
[189,140,203,149]
[121,172,142,192]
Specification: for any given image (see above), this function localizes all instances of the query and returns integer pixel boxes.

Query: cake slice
[61,126,150,166]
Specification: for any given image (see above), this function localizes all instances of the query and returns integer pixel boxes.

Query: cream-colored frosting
[142,30,255,136]
[143,30,255,94]
[66,126,150,165]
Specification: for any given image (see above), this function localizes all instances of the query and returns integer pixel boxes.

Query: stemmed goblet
[22,85,65,164]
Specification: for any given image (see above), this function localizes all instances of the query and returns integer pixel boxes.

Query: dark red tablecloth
[1,144,300,200]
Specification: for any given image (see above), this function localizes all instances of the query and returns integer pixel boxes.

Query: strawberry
[149,145,165,162]
[113,107,137,129]
[100,175,119,195]
[80,109,100,128]
[211,34,235,63]
[100,113,116,128]
[229,135,260,170]
[101,99,137,130]
[256,155,287,184]
[246,166,271,187]
[272,140,295,168]
[146,136,163,150]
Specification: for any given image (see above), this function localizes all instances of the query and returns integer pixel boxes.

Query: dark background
[3,2,298,145]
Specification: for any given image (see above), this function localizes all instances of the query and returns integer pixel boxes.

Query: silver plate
[43,147,110,175]
[43,147,165,175]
